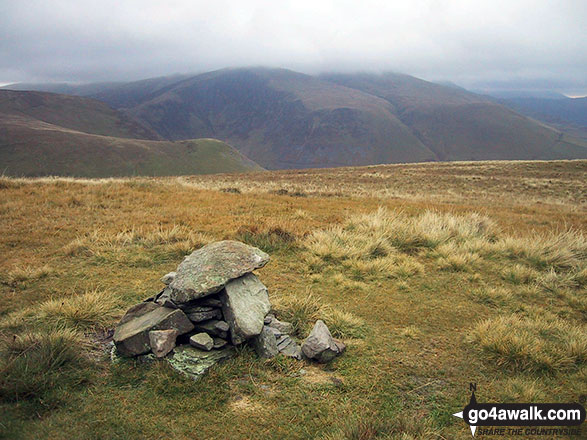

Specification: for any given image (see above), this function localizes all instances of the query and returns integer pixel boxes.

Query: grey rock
[220,273,271,345]
[154,287,178,309]
[251,326,278,358]
[264,314,275,325]
[193,320,230,339]
[170,240,269,304]
[276,335,303,360]
[149,329,178,358]
[301,320,346,363]
[190,332,214,351]
[267,317,293,334]
[118,302,159,326]
[186,308,222,323]
[183,305,215,313]
[160,271,176,285]
[167,345,236,381]
[266,326,282,338]
[213,337,228,349]
[113,305,194,357]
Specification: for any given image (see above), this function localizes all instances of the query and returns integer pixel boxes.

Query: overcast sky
[1,0,586,94]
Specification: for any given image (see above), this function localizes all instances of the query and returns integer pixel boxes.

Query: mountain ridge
[3,68,587,169]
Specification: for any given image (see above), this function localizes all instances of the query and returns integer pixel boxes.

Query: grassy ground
[0,160,585,439]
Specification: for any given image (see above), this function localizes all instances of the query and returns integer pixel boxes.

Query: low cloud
[1,0,585,93]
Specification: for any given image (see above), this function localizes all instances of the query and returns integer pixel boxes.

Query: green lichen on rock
[170,240,269,304]
[167,345,236,380]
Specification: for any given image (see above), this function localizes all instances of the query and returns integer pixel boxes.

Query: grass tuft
[473,314,586,373]
[234,225,297,253]
[0,328,89,404]
[1,289,123,332]
[3,265,55,287]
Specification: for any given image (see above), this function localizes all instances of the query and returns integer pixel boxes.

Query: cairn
[112,240,344,379]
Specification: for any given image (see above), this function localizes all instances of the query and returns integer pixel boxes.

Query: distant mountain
[4,69,587,168]
[477,90,569,100]
[95,68,436,169]
[322,72,587,161]
[497,96,587,140]
[1,81,124,97]
[0,90,262,177]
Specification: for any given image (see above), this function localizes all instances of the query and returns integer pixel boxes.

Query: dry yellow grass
[0,160,585,440]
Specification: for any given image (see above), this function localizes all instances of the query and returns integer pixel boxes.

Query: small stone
[264,314,275,325]
[266,326,282,338]
[160,272,176,285]
[301,320,346,363]
[213,337,228,349]
[276,334,303,360]
[154,287,178,309]
[149,329,178,358]
[193,319,230,338]
[190,332,214,351]
[251,326,278,358]
[186,309,222,323]
[267,318,293,334]
[280,341,303,360]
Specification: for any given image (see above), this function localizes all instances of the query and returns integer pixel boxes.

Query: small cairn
[112,240,345,379]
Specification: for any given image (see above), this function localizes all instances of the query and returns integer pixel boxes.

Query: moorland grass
[0,161,585,439]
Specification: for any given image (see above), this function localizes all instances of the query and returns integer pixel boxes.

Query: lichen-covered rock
[251,326,278,358]
[167,345,236,381]
[170,240,269,304]
[220,273,271,345]
[154,287,178,309]
[149,329,178,358]
[301,320,346,363]
[190,332,214,351]
[113,305,194,357]
[160,272,176,285]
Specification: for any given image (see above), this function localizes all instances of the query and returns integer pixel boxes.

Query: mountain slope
[0,91,263,177]
[0,89,160,140]
[100,68,437,169]
[322,73,587,161]
[498,96,587,140]
[6,69,587,167]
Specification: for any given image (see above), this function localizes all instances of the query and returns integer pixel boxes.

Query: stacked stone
[112,241,306,378]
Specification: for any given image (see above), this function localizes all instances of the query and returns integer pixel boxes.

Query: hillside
[102,68,436,169]
[0,89,160,140]
[5,69,587,168]
[322,73,587,161]
[499,96,587,140]
[0,112,262,177]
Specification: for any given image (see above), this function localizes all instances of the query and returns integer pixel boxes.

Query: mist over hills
[2,68,587,173]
